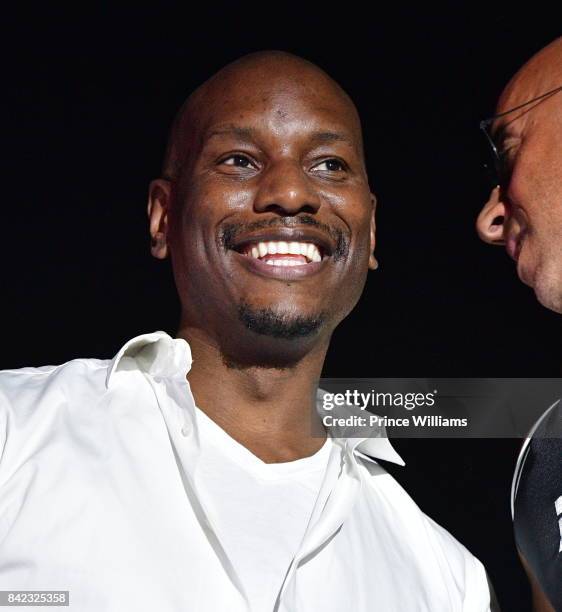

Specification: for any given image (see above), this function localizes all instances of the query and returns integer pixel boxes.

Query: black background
[2,3,561,610]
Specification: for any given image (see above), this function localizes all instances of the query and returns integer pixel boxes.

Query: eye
[312,158,347,173]
[497,138,521,184]
[220,154,256,168]
[499,146,518,165]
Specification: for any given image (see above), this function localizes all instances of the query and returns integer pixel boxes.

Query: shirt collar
[315,388,405,466]
[106,331,404,466]
[106,331,193,388]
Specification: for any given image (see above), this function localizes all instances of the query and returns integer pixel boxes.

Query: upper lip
[229,227,335,258]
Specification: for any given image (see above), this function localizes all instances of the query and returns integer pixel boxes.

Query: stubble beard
[237,301,327,340]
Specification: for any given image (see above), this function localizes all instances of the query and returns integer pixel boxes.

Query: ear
[476,186,507,245]
[147,179,172,259]
[368,193,378,270]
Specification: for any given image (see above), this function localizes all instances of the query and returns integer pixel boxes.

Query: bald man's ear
[147,179,172,259]
[368,193,378,270]
[476,186,507,245]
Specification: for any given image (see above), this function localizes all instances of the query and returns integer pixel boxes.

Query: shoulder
[0,357,110,408]
[354,454,492,610]
[0,358,111,466]
[356,454,474,559]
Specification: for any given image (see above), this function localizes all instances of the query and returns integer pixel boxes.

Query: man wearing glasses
[476,37,562,612]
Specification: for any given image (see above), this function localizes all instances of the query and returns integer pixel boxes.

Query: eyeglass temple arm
[481,85,562,127]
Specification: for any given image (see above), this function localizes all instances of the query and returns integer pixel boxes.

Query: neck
[177,324,329,463]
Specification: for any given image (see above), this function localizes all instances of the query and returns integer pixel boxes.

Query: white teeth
[245,240,323,262]
[265,259,307,267]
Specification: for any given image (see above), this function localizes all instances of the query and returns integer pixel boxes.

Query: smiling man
[0,51,492,611]
[476,37,561,612]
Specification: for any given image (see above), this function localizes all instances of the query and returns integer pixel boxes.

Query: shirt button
[181,422,191,436]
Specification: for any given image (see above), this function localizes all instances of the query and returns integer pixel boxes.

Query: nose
[253,159,321,215]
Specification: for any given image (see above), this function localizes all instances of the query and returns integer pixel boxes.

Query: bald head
[497,37,562,113]
[162,51,365,182]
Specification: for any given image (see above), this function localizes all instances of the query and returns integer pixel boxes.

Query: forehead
[194,68,363,146]
[493,42,562,133]
[496,83,561,126]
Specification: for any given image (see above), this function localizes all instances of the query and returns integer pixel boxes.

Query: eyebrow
[308,131,354,146]
[205,125,258,142]
[204,125,355,147]
[491,118,523,146]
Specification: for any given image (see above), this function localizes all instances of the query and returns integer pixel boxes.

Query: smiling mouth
[239,240,324,266]
[223,224,338,279]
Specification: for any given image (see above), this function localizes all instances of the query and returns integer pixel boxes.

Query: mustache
[219,215,350,261]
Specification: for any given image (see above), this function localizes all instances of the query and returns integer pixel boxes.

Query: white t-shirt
[194,405,333,612]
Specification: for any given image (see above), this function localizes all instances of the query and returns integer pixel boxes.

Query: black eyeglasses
[479,85,562,189]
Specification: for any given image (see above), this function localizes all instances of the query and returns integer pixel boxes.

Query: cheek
[510,172,561,244]
[509,135,562,215]
[324,187,372,245]
[173,181,253,247]
[333,208,372,307]
[178,175,256,218]
[194,178,255,214]
[348,207,373,261]
[167,190,217,286]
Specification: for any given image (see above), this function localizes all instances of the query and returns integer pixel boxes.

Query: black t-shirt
[513,400,562,609]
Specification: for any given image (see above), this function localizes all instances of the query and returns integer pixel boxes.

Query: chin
[535,288,562,314]
[532,269,562,314]
[237,301,328,340]
[517,250,562,313]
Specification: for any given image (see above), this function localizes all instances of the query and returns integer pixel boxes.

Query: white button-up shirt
[0,331,491,611]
